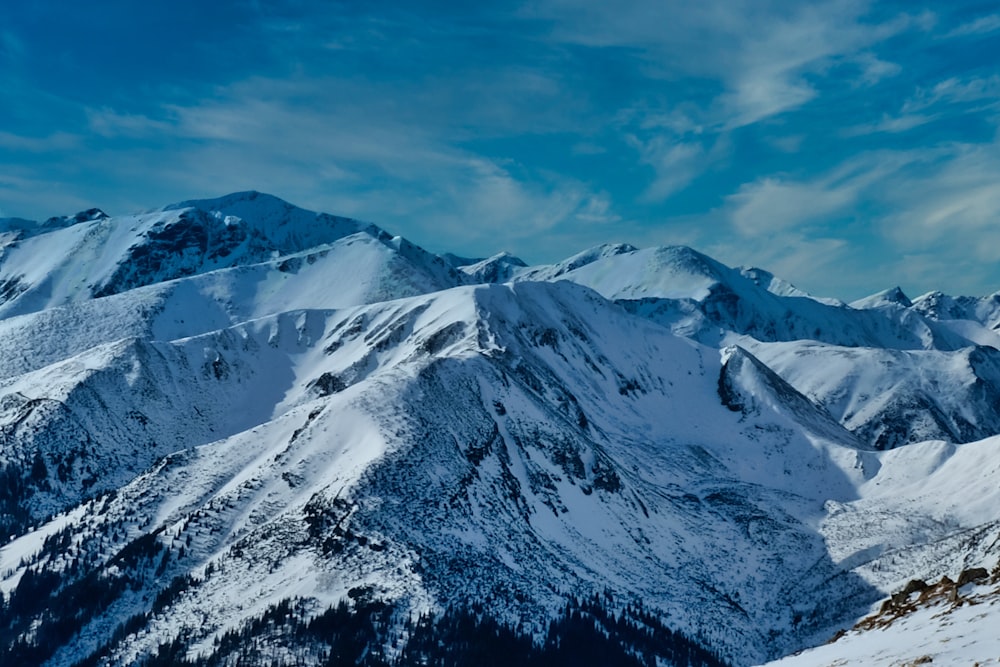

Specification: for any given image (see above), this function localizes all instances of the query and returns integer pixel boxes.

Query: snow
[760,579,1000,667]
[0,505,87,594]
[527,245,723,300]
[5,191,1000,666]
[745,339,1000,448]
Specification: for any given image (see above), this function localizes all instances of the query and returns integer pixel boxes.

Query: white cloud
[713,132,1000,296]
[944,14,1000,38]
[86,108,174,138]
[0,172,96,220]
[838,73,1000,138]
[436,157,603,241]
[769,134,805,153]
[841,113,935,136]
[903,75,1000,113]
[530,0,916,128]
[573,192,620,225]
[67,75,619,260]
[705,232,854,298]
[727,177,852,236]
[723,145,941,236]
[878,142,1000,262]
[0,131,79,152]
[527,0,925,210]
[626,137,707,202]
[722,72,818,130]
[853,52,902,86]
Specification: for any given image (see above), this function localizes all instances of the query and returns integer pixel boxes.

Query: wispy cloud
[531,0,917,129]
[902,75,1000,112]
[841,113,935,137]
[878,140,1000,262]
[0,131,79,152]
[853,52,902,86]
[715,133,1000,296]
[726,177,857,236]
[69,74,618,258]
[0,171,95,219]
[626,137,707,202]
[724,153,911,236]
[944,13,1000,38]
[86,108,174,138]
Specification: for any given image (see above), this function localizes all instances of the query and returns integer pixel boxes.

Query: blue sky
[3,1,1000,299]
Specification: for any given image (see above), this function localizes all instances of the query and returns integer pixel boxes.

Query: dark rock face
[957,567,989,587]
[43,208,110,229]
[0,276,25,306]
[92,210,270,298]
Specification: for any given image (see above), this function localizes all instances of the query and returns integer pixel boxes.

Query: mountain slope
[509,244,1000,448]
[513,245,966,351]
[0,228,466,386]
[4,192,1000,666]
[745,340,1000,449]
[7,277,998,665]
[0,191,463,321]
[0,280,883,666]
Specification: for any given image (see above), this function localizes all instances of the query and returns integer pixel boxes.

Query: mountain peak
[457,251,528,283]
[161,189,277,212]
[886,286,912,306]
[43,207,110,228]
[851,286,913,310]
[738,266,838,303]
[550,242,638,275]
[1,208,109,238]
[158,191,377,256]
[650,244,731,278]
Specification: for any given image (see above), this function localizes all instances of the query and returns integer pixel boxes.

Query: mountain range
[2,191,999,666]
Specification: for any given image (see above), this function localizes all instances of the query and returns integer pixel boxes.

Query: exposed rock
[957,567,989,587]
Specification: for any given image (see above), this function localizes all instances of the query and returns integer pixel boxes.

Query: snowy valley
[2,191,1000,666]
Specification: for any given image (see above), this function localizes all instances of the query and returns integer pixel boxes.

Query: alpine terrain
[2,191,1000,666]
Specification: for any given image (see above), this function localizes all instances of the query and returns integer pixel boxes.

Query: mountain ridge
[3,192,1000,666]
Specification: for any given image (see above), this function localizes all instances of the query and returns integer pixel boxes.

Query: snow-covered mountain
[510,244,967,351]
[0,191,463,321]
[3,192,1000,666]
[501,244,1000,449]
[744,340,1000,449]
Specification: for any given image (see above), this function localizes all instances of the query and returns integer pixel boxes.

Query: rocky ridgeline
[840,563,1000,637]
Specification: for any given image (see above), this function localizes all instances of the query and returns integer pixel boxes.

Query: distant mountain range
[2,191,999,666]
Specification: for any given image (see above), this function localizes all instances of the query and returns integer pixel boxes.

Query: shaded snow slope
[6,192,1000,666]
[516,245,966,351]
[0,231,464,383]
[739,266,842,305]
[7,278,1000,665]
[761,435,1000,666]
[0,281,884,666]
[0,191,462,321]
[455,251,527,283]
[746,339,1000,449]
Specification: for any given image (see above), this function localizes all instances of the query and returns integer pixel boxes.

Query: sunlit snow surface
[760,579,1000,666]
[3,193,1000,666]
